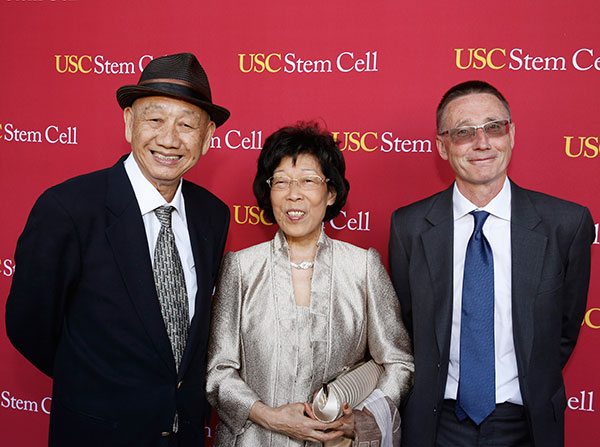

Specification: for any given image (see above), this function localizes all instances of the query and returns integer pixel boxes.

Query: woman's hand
[337,403,356,439]
[305,399,356,439]
[249,401,344,443]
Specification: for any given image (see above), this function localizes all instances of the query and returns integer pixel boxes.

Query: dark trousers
[156,432,180,447]
[436,400,532,447]
[168,432,182,447]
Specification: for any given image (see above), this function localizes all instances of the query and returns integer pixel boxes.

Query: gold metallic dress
[206,230,414,446]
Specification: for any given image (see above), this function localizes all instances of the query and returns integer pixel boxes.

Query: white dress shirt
[124,154,197,321]
[444,177,522,405]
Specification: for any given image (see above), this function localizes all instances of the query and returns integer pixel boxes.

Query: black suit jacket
[6,157,230,447]
[389,180,594,447]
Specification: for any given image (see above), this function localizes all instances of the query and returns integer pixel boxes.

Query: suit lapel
[104,158,175,373]
[421,186,455,358]
[178,182,214,377]
[510,181,546,373]
[419,181,546,383]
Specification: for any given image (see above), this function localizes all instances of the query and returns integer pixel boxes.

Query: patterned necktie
[456,210,496,425]
[153,205,189,371]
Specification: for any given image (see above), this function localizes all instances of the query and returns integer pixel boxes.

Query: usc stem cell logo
[455,48,508,70]
[332,131,432,154]
[54,54,153,75]
[238,51,378,74]
[233,206,372,232]
[239,53,284,73]
[455,47,600,71]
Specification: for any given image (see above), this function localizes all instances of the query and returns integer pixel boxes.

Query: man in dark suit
[389,80,594,447]
[6,53,230,447]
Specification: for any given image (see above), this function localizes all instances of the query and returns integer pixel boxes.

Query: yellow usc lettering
[564,136,579,157]
[360,132,378,151]
[564,136,600,158]
[238,54,252,73]
[55,55,92,73]
[583,308,600,329]
[584,137,600,158]
[455,48,506,70]
[252,54,267,73]
[238,54,257,73]
[331,131,378,152]
[345,132,361,151]
[486,48,506,69]
[265,53,281,72]
[238,53,282,73]
[233,205,272,226]
[472,48,487,70]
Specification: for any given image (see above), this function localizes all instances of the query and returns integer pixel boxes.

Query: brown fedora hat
[116,53,230,127]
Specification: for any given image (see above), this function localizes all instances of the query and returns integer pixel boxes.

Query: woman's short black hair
[253,122,350,223]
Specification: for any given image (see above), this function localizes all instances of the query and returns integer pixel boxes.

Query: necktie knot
[470,210,490,234]
[155,206,174,228]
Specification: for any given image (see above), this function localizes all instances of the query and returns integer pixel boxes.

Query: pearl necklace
[290,261,314,270]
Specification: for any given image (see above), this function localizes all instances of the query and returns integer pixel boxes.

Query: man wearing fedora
[6,53,230,447]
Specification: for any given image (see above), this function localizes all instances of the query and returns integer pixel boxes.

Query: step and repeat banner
[1,1,599,445]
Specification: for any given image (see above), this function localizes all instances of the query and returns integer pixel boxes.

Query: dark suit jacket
[6,157,230,447]
[389,180,594,447]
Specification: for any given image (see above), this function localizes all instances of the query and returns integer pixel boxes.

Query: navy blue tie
[456,210,495,425]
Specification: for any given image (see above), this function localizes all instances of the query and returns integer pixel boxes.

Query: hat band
[139,81,212,104]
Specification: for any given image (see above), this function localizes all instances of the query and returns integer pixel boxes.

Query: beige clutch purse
[312,359,384,423]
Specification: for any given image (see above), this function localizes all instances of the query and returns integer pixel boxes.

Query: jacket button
[433,407,437,414]
[161,432,171,437]
[177,381,183,389]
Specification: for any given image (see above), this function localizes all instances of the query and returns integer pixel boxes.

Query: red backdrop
[1,1,599,445]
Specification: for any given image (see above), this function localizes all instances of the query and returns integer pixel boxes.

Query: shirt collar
[274,224,331,252]
[453,176,511,221]
[124,153,185,217]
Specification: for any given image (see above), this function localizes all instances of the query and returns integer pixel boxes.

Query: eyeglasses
[266,175,329,191]
[438,119,512,143]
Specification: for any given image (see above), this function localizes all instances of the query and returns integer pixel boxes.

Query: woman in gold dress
[207,123,413,446]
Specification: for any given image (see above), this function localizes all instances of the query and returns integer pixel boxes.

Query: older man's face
[436,93,515,192]
[124,96,215,200]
